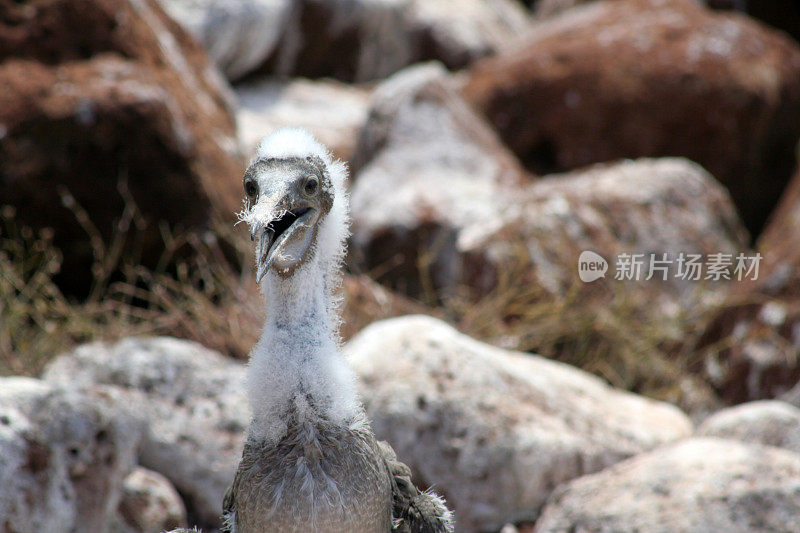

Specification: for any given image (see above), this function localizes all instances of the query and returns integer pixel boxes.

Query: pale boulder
[697,400,800,454]
[117,466,189,533]
[44,337,248,529]
[0,377,143,533]
[536,438,800,533]
[236,77,371,162]
[345,315,692,531]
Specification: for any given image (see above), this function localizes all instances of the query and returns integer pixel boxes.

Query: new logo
[578,251,608,282]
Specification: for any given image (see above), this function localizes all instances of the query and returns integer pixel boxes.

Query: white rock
[350,62,530,296]
[0,377,143,533]
[501,158,749,298]
[44,337,248,529]
[117,466,188,532]
[697,400,800,454]
[535,438,800,532]
[157,0,293,81]
[345,315,693,531]
[235,76,371,162]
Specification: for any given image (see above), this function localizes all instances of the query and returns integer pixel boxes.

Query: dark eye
[303,176,319,196]
[244,179,258,198]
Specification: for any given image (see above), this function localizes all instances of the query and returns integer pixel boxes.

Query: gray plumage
[223,411,453,532]
[224,408,391,532]
[222,128,453,533]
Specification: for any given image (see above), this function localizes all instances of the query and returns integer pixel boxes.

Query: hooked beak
[251,200,318,282]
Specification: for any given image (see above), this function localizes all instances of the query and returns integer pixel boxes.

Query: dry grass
[1,200,720,412]
[442,243,718,409]
[0,197,424,377]
[0,203,262,376]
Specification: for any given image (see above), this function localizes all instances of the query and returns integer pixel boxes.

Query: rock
[235,76,371,163]
[539,0,800,44]
[704,0,800,48]
[339,274,433,340]
[533,0,589,18]
[351,67,747,407]
[345,315,693,531]
[405,0,533,70]
[0,376,143,533]
[266,0,531,82]
[462,157,749,306]
[535,438,800,532]
[43,337,248,529]
[697,401,800,455]
[157,0,292,81]
[742,1,800,47]
[782,374,800,408]
[117,466,188,533]
[349,62,532,298]
[462,0,800,236]
[0,0,242,296]
[352,64,748,314]
[692,167,800,403]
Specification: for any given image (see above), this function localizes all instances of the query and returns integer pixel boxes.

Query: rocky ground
[2,0,800,532]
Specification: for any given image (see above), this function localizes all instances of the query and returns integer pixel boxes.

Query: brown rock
[267,0,531,82]
[462,0,800,236]
[744,1,800,46]
[693,166,800,403]
[533,0,591,18]
[757,165,800,278]
[0,0,242,295]
[406,0,533,69]
[536,0,800,46]
[537,0,800,45]
[704,0,800,48]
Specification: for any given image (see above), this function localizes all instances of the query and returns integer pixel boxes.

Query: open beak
[252,201,317,282]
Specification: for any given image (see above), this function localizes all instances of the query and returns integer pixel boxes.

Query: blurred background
[2,0,800,531]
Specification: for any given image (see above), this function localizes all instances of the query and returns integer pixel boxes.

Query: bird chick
[223,128,453,533]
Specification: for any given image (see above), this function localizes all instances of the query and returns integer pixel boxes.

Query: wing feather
[377,441,454,533]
